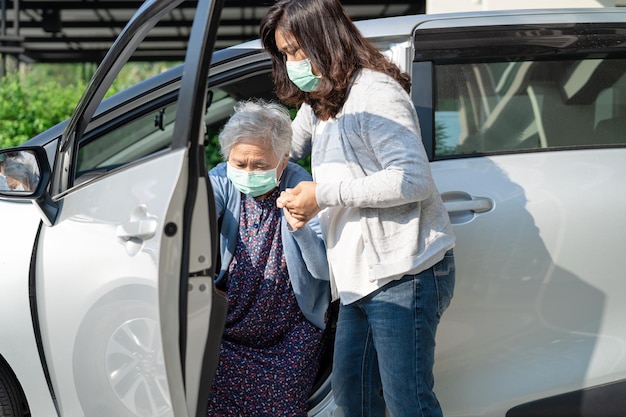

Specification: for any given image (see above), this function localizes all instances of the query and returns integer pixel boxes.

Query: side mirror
[0,147,58,225]
[0,149,43,196]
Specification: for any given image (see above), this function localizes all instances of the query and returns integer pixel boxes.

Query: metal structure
[0,0,424,75]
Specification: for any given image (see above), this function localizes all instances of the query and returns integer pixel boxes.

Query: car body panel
[37,150,186,417]
[432,149,626,416]
[355,7,624,38]
[0,200,58,416]
[409,10,626,417]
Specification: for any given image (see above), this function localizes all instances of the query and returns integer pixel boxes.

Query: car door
[412,11,626,415]
[32,1,227,417]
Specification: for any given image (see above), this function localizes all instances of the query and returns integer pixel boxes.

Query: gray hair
[218,99,292,161]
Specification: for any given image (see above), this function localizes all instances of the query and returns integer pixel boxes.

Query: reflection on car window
[434,58,626,157]
[76,103,178,182]
[75,88,248,184]
[205,89,237,169]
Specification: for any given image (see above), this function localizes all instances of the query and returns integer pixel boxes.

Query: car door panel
[414,18,626,414]
[37,151,186,417]
[0,201,57,417]
[432,149,626,415]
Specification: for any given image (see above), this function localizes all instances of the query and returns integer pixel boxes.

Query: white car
[1,3,625,417]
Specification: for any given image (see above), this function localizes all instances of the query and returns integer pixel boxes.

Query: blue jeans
[332,250,455,417]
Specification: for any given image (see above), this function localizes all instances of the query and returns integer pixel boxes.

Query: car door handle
[116,205,158,241]
[441,191,494,225]
[444,198,493,213]
[117,218,158,240]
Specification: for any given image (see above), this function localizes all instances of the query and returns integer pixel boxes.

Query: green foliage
[0,62,179,149]
[0,70,86,148]
[104,62,180,98]
[205,123,224,169]
[435,120,456,156]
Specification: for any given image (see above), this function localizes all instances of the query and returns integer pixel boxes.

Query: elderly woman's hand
[277,181,320,230]
[282,207,301,230]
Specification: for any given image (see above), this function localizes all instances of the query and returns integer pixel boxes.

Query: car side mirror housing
[0,147,58,225]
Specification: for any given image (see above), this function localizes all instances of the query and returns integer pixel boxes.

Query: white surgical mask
[286,59,321,92]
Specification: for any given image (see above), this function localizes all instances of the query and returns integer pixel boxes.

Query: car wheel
[73,297,170,417]
[0,357,29,417]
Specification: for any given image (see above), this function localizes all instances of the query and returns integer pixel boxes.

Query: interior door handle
[116,205,158,240]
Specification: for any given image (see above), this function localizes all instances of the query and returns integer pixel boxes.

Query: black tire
[0,357,29,417]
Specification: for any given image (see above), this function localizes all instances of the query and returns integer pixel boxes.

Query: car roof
[230,7,626,48]
[358,7,626,35]
[418,7,626,29]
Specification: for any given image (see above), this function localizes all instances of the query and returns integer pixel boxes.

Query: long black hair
[260,0,411,120]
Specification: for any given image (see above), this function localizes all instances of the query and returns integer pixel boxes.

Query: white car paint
[0,201,58,416]
[36,151,185,417]
[432,149,626,415]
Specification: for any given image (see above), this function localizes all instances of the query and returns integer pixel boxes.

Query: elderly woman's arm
[282,211,330,329]
[286,214,329,282]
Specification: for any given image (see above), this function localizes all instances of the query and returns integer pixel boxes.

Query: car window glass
[76,102,178,183]
[74,64,278,187]
[75,90,228,185]
[434,58,626,158]
[74,88,264,187]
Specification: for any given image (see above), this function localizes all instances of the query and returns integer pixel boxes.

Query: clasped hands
[277,181,320,230]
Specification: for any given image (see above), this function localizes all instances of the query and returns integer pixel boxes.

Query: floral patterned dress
[207,189,324,417]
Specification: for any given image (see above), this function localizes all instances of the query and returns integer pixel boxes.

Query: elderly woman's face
[228,137,286,174]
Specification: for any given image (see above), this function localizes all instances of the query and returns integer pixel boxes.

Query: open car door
[21,0,227,416]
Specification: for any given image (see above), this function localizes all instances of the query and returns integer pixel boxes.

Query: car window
[434,58,626,157]
[76,101,178,182]
[74,67,277,186]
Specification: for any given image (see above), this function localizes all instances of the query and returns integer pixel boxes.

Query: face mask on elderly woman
[226,160,283,197]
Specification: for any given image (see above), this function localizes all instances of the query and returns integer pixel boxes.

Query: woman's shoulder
[344,69,411,117]
[208,162,228,188]
[209,161,227,176]
[348,69,407,104]
[354,68,401,88]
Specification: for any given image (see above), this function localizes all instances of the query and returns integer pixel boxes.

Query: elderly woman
[207,99,330,417]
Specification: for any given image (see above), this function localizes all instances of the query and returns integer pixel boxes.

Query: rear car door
[32,1,227,416]
[412,10,626,415]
